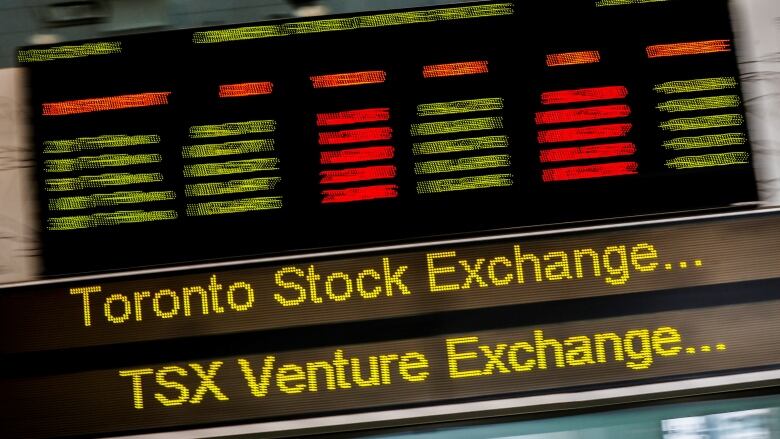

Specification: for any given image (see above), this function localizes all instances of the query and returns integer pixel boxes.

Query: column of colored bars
[648,40,750,170]
[41,92,179,231]
[412,61,513,194]
[312,71,399,204]
[183,115,282,216]
[536,84,638,182]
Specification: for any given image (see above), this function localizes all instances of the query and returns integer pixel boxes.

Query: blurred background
[361,394,780,438]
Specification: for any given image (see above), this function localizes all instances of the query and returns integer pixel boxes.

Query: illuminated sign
[4,295,780,438]
[4,209,780,437]
[19,0,756,275]
[4,211,780,354]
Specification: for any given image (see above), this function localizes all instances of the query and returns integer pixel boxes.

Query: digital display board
[4,212,780,354]
[3,211,780,438]
[4,290,780,438]
[18,0,758,275]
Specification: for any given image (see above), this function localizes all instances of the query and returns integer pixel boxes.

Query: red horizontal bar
[317,108,390,127]
[647,39,731,58]
[42,92,171,116]
[321,146,395,165]
[219,81,273,98]
[322,184,399,204]
[319,127,393,145]
[546,51,600,67]
[423,61,489,78]
[540,143,637,163]
[541,86,628,105]
[538,123,632,144]
[320,165,396,184]
[535,104,631,125]
[543,162,639,182]
[311,71,387,88]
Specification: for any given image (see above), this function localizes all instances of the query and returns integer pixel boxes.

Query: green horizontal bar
[182,139,275,159]
[417,98,504,117]
[48,210,177,231]
[657,95,740,113]
[595,0,669,6]
[187,197,283,216]
[666,152,750,170]
[45,154,162,173]
[663,133,747,151]
[46,173,163,192]
[415,154,511,175]
[411,117,503,137]
[193,3,513,44]
[18,41,121,63]
[659,114,744,132]
[413,135,509,156]
[183,158,279,178]
[44,134,160,154]
[185,177,282,197]
[654,77,737,95]
[189,120,276,139]
[417,174,513,194]
[49,190,176,211]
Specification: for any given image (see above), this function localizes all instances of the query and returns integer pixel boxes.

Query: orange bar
[42,92,171,116]
[647,40,731,58]
[423,61,489,78]
[311,71,387,88]
[546,51,601,67]
[219,81,273,98]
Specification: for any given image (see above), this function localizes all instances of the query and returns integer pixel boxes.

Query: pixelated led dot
[665,263,673,270]
[700,345,711,352]
[686,347,696,354]
[679,261,688,269]
[716,343,727,350]
[695,260,703,267]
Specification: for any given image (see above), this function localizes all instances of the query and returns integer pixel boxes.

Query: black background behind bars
[21,0,757,275]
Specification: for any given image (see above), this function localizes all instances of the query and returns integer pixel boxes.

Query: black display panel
[19,0,757,275]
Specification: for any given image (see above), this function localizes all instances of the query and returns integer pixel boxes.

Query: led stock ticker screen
[4,212,780,438]
[19,0,757,275]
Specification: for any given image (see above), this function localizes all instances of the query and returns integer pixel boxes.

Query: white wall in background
[0,67,39,283]
[731,0,780,205]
